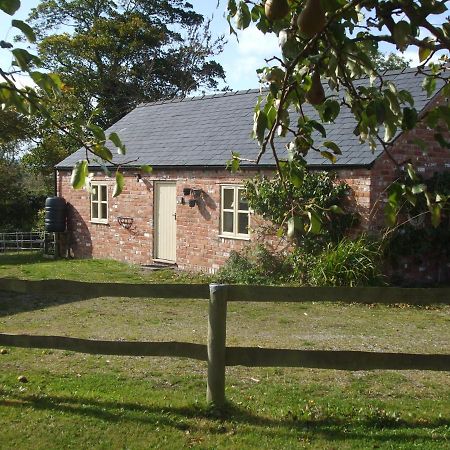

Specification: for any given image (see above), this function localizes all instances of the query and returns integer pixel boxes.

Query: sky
[0,0,447,92]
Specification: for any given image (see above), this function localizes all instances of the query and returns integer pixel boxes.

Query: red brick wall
[367,98,450,284]
[58,171,154,264]
[370,98,450,230]
[336,168,372,228]
[57,167,377,272]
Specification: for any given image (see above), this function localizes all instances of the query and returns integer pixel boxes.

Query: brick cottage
[56,68,449,278]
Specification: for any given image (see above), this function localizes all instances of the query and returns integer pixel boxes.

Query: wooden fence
[0,278,449,407]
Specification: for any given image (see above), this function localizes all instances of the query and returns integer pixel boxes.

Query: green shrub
[283,247,316,284]
[307,237,382,287]
[245,170,357,248]
[216,244,289,285]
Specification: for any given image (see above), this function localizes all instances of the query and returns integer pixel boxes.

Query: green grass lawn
[0,253,449,449]
[0,252,211,283]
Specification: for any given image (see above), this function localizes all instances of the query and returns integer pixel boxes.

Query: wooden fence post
[207,284,228,407]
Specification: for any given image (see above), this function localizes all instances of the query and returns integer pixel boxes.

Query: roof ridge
[137,88,262,109]
[136,67,437,109]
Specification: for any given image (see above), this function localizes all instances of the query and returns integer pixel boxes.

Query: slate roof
[56,67,444,170]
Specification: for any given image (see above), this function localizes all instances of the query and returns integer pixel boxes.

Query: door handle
[173,213,177,220]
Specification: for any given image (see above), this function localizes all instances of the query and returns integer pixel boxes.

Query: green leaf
[367,100,386,124]
[88,123,106,141]
[411,183,426,194]
[252,110,267,145]
[406,163,418,182]
[113,171,124,197]
[307,211,322,234]
[320,151,336,163]
[384,202,397,227]
[11,19,36,42]
[422,76,436,97]
[11,48,39,70]
[70,160,88,190]
[384,121,397,142]
[289,161,305,187]
[419,45,432,63]
[405,191,417,207]
[430,203,441,228]
[93,144,113,161]
[309,120,326,138]
[141,165,152,174]
[401,107,418,130]
[387,182,403,205]
[235,1,251,29]
[384,89,400,115]
[227,152,241,173]
[276,226,284,238]
[0,0,20,15]
[392,21,411,51]
[329,205,344,215]
[109,132,126,155]
[227,0,237,15]
[398,90,414,107]
[30,71,62,95]
[320,100,340,123]
[287,216,295,240]
[108,132,121,147]
[323,141,342,155]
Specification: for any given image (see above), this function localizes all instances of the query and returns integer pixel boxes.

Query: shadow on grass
[0,290,92,318]
[0,389,448,445]
[0,252,53,266]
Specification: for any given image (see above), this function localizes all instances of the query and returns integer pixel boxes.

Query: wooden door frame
[153,181,177,263]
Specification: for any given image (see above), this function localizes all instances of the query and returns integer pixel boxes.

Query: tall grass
[308,236,382,286]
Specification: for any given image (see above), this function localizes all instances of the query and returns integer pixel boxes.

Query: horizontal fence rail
[0,278,210,299]
[1,279,450,304]
[227,285,450,305]
[1,280,449,408]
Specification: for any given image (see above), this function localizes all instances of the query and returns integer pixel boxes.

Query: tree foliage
[0,0,225,197]
[21,92,91,193]
[245,165,354,247]
[0,109,31,161]
[29,0,226,126]
[0,157,46,232]
[227,0,450,233]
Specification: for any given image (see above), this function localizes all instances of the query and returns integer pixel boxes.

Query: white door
[154,182,177,262]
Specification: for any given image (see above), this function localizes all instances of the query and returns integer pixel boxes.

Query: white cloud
[236,26,280,57]
[220,25,281,90]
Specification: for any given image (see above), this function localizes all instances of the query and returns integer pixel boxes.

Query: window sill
[90,220,109,225]
[218,234,251,241]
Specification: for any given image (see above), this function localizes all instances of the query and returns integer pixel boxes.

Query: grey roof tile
[57,68,445,170]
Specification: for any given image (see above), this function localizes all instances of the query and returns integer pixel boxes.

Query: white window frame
[220,185,250,239]
[90,182,108,224]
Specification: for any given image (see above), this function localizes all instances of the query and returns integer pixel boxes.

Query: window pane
[238,189,249,210]
[223,211,234,233]
[238,213,249,235]
[101,185,107,201]
[92,186,99,201]
[92,202,98,219]
[223,188,234,209]
[101,203,107,219]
